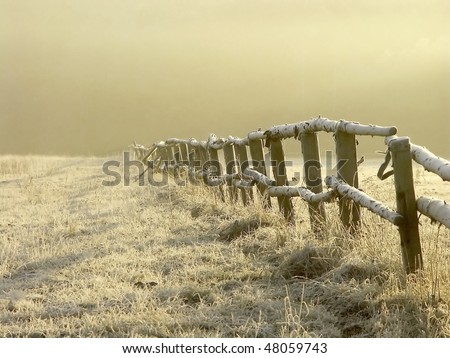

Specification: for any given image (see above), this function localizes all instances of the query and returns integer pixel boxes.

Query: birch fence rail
[131,116,450,275]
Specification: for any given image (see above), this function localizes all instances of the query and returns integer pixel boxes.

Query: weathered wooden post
[249,137,271,208]
[176,143,189,184]
[390,137,423,274]
[270,138,295,223]
[179,143,189,166]
[196,142,217,194]
[207,147,226,202]
[235,144,253,206]
[186,143,197,184]
[165,146,175,177]
[140,144,156,167]
[151,148,162,172]
[193,145,206,181]
[300,132,326,235]
[335,130,361,232]
[223,143,239,203]
[197,144,209,170]
[148,147,157,166]
[158,145,169,173]
[172,147,182,184]
[173,148,180,163]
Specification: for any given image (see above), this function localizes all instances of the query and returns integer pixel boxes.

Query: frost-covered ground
[0,155,449,337]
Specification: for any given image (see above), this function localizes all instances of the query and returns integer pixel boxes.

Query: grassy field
[0,155,449,338]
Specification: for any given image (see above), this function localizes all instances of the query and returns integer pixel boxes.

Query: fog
[1,0,449,157]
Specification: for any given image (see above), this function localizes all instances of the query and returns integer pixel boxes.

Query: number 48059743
[263,342,327,354]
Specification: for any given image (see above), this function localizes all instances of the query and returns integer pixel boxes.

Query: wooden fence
[131,117,450,275]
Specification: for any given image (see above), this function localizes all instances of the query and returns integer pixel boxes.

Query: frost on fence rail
[205,134,250,150]
[150,117,398,151]
[243,168,275,187]
[165,137,208,148]
[411,145,450,182]
[207,134,227,150]
[227,135,249,147]
[242,168,335,204]
[417,197,450,229]
[325,176,404,226]
[267,186,336,203]
[385,136,450,182]
[263,117,397,141]
[155,140,167,148]
[204,173,252,187]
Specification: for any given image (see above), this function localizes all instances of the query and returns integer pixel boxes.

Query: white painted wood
[325,175,404,226]
[417,197,450,229]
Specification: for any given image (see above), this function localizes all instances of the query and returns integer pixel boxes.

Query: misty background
[1,0,449,157]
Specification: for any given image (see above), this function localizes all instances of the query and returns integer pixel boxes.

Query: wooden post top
[389,136,411,151]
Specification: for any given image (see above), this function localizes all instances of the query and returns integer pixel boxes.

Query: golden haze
[1,0,449,156]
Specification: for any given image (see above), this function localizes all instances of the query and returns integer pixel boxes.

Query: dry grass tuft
[216,218,272,242]
[276,246,339,279]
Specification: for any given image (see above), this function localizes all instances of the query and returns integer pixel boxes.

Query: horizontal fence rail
[325,176,405,226]
[385,135,450,182]
[263,117,397,140]
[417,197,450,229]
[267,186,336,203]
[132,116,449,275]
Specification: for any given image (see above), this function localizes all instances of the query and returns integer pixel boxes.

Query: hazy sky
[1,0,449,156]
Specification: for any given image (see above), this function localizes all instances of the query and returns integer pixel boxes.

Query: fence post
[179,143,189,165]
[159,146,169,173]
[186,144,197,184]
[197,146,209,169]
[176,143,190,183]
[249,138,272,209]
[165,146,175,177]
[172,148,183,184]
[193,146,206,181]
[207,147,226,202]
[150,148,158,170]
[223,144,239,203]
[390,137,423,274]
[335,130,361,232]
[300,132,326,236]
[148,148,157,167]
[235,144,253,206]
[270,138,295,223]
